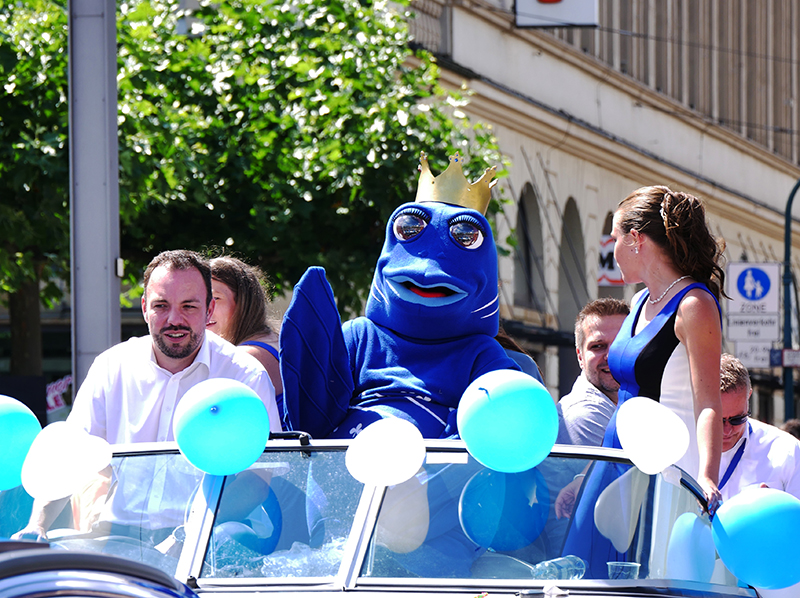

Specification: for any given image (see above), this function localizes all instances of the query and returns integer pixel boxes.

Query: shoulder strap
[241,340,280,361]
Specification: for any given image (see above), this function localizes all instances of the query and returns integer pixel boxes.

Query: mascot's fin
[279,267,354,437]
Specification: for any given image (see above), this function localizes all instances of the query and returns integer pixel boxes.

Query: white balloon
[345,418,425,486]
[594,466,649,552]
[21,422,112,501]
[616,396,689,475]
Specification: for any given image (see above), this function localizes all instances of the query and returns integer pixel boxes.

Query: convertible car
[0,433,757,597]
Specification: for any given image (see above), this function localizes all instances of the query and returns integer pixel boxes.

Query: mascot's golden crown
[415,151,497,215]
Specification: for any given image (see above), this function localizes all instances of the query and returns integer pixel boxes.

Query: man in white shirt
[718,353,800,502]
[556,298,629,447]
[17,250,280,540]
[553,298,629,521]
[67,249,280,443]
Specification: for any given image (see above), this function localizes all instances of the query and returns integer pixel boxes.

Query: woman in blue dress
[560,186,726,576]
[606,185,726,507]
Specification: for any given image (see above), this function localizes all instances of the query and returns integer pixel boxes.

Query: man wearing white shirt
[67,249,280,443]
[556,298,629,447]
[718,353,800,502]
[17,250,280,540]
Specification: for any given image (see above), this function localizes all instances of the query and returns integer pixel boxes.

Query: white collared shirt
[68,330,280,443]
[719,418,800,502]
[556,373,617,447]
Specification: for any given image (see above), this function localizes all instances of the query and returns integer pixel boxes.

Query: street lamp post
[783,178,800,421]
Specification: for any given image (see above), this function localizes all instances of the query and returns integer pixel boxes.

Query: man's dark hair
[574,297,630,349]
[143,250,213,307]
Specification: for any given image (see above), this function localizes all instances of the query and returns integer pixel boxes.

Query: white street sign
[784,349,800,368]
[735,342,772,369]
[727,314,780,341]
[726,263,780,342]
[727,262,780,313]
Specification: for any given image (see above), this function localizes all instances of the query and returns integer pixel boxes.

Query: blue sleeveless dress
[604,282,721,477]
[241,340,284,423]
[561,282,720,577]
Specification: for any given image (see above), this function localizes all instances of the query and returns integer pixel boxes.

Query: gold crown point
[414,151,495,215]
[415,152,436,203]
[473,165,498,193]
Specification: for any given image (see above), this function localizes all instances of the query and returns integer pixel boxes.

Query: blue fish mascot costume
[279,152,537,439]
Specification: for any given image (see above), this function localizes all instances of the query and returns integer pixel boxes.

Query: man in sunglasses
[718,353,800,501]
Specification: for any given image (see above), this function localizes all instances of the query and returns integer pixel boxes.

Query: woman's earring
[635,246,639,254]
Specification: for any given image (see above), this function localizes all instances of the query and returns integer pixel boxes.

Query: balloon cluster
[1,378,273,502]
[343,371,557,554]
[614,397,800,590]
[344,370,558,486]
[0,394,113,501]
[711,488,800,590]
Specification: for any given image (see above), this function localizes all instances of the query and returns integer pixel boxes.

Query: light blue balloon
[712,488,800,589]
[173,378,270,476]
[457,370,557,473]
[0,395,42,491]
[666,512,715,582]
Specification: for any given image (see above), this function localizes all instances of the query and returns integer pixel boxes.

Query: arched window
[513,184,546,312]
[558,197,589,395]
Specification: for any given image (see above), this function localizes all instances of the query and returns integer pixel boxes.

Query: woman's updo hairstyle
[616,185,727,299]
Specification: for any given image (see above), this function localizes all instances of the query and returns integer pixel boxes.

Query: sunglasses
[722,412,749,426]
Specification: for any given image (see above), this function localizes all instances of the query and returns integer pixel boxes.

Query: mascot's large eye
[393,212,428,241]
[450,219,485,249]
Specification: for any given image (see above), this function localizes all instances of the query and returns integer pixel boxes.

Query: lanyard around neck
[719,422,752,491]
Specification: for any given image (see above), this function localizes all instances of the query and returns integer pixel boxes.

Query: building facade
[410,0,800,421]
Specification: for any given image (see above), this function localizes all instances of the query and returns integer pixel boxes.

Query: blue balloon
[0,395,42,491]
[666,512,715,582]
[457,370,557,473]
[712,488,800,589]
[459,467,549,551]
[173,378,270,476]
[249,485,283,554]
[218,485,283,555]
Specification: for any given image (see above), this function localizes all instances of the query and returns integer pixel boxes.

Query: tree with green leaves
[0,0,69,376]
[0,0,506,375]
[116,0,507,314]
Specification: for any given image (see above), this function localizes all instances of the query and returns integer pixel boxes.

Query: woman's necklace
[648,275,690,305]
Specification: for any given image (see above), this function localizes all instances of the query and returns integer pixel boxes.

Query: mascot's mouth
[403,282,456,298]
[384,275,467,307]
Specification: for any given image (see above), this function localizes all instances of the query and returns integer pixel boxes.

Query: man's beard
[590,369,620,395]
[153,325,202,360]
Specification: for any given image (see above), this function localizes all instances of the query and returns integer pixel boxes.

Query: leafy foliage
[116,0,506,314]
[0,0,69,307]
[1,0,506,316]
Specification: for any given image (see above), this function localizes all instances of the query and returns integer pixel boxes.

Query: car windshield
[0,442,749,593]
[0,450,201,578]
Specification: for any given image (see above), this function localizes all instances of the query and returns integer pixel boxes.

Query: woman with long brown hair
[207,256,282,401]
